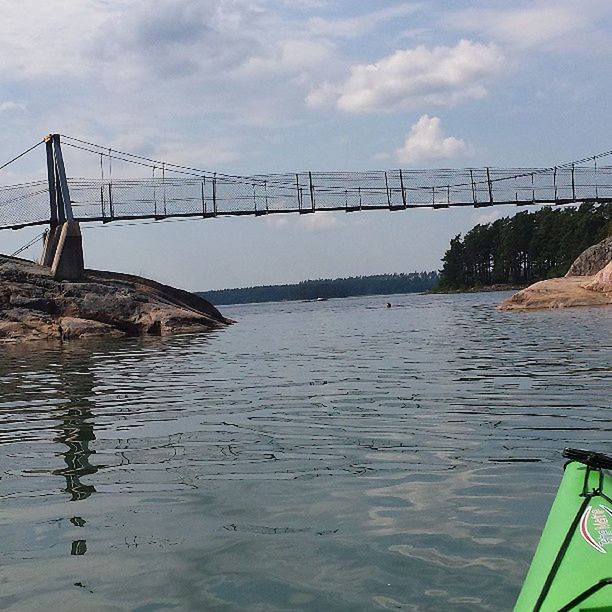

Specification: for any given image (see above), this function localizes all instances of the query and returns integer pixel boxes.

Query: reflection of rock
[565,237,612,276]
[71,540,87,556]
[499,238,612,311]
[0,255,231,342]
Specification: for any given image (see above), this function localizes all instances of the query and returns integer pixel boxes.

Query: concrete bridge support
[42,221,85,281]
[41,226,62,268]
[42,134,85,281]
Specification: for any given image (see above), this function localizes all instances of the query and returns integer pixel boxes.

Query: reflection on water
[51,352,99,556]
[0,293,610,611]
[54,405,97,502]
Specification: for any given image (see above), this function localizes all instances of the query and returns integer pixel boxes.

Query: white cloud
[0,1,335,94]
[238,38,335,77]
[475,210,503,225]
[307,40,504,113]
[0,0,110,79]
[396,115,468,164]
[276,0,328,8]
[308,5,421,39]
[298,211,342,232]
[0,0,348,169]
[447,2,599,50]
[0,101,25,113]
[264,215,290,230]
[91,1,266,81]
[264,211,342,232]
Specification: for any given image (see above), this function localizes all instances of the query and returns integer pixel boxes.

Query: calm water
[0,292,610,611]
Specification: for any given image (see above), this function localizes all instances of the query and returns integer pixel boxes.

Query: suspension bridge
[1,133,612,280]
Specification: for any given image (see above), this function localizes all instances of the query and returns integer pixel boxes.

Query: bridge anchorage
[1,133,612,282]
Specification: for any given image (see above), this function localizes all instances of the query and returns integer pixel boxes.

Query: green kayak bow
[514,449,612,611]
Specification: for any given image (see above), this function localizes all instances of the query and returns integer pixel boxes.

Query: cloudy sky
[1,0,611,290]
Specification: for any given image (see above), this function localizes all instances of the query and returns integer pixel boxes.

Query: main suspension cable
[0,140,45,172]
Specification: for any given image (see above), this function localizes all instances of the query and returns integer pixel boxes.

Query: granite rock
[565,236,612,276]
[499,237,612,311]
[0,256,231,342]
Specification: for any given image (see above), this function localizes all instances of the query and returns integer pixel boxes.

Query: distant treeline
[199,272,439,305]
[439,203,612,290]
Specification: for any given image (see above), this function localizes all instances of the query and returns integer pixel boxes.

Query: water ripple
[0,292,610,611]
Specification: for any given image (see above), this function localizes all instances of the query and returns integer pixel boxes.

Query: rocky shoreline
[431,283,528,295]
[0,256,231,342]
[2,234,610,342]
[498,237,612,311]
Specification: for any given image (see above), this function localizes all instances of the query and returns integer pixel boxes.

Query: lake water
[1,292,610,611]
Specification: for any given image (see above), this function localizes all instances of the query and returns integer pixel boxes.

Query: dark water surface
[1,292,610,611]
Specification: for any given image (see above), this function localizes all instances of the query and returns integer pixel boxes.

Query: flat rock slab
[0,255,231,342]
[498,274,612,311]
[500,236,612,311]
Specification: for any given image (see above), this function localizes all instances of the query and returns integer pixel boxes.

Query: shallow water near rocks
[1,292,610,611]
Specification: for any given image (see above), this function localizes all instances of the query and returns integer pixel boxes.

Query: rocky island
[499,237,612,310]
[0,255,231,342]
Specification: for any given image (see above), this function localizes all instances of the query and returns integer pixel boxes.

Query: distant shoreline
[430,284,528,295]
[198,272,439,306]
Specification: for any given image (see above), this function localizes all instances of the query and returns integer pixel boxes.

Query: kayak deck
[514,449,612,611]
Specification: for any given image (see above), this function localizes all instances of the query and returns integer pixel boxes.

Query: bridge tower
[41,134,84,280]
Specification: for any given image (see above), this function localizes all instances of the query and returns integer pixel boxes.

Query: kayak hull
[514,457,612,611]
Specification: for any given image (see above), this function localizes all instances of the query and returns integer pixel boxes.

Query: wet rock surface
[0,256,231,342]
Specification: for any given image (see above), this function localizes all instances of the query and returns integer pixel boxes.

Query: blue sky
[1,0,611,290]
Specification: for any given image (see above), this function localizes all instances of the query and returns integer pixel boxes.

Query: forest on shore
[438,203,612,290]
[199,272,439,305]
[200,203,611,305]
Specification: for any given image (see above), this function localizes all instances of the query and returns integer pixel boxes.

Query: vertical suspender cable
[470,169,477,205]
[264,180,269,213]
[152,166,158,217]
[384,172,391,208]
[100,153,106,219]
[295,174,301,210]
[213,172,217,215]
[202,176,206,217]
[108,148,114,218]
[308,171,315,212]
[162,162,167,216]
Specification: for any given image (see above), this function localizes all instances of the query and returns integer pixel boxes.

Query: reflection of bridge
[2,134,612,279]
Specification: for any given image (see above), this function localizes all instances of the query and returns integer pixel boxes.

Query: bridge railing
[0,180,51,229]
[2,164,612,230]
[68,165,612,220]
